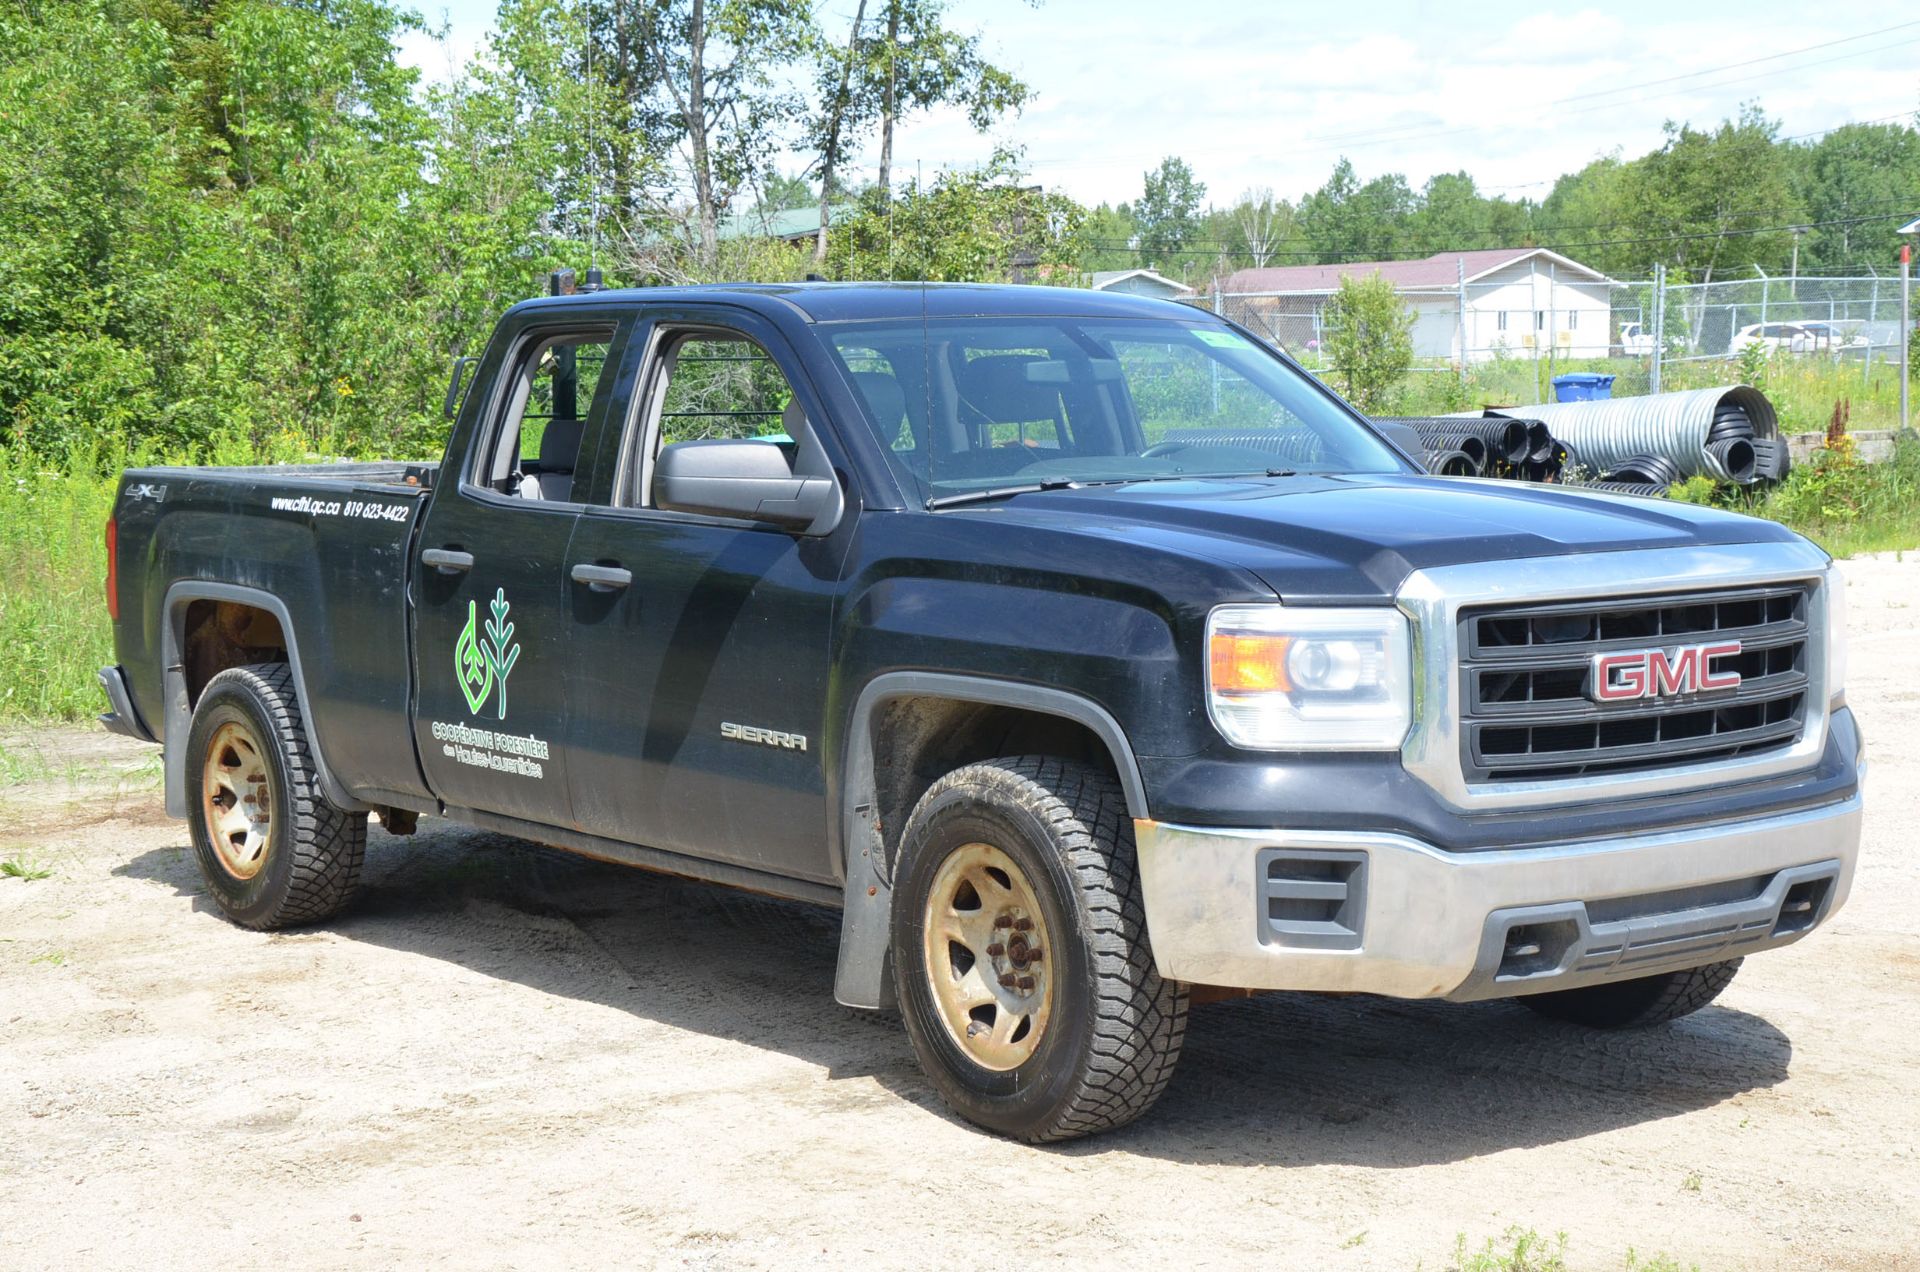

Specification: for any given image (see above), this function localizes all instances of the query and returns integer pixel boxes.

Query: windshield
[820,316,1409,502]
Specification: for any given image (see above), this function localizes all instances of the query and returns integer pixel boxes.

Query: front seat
[520,417,584,501]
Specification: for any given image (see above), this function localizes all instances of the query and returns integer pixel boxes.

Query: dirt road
[3,557,1916,1271]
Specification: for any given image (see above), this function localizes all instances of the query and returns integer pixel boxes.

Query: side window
[473,327,614,502]
[627,330,807,507]
[658,336,793,445]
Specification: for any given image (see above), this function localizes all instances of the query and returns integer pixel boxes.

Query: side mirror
[655,440,844,535]
[443,356,479,421]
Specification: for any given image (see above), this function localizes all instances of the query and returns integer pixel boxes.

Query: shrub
[1322,271,1414,413]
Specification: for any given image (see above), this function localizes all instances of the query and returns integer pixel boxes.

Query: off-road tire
[186,663,366,930]
[890,756,1188,1142]
[1520,958,1741,1029]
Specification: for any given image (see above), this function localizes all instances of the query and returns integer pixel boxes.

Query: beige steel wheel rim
[921,841,1055,1072]
[201,720,275,881]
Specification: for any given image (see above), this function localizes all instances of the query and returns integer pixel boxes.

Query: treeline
[4,1,1916,463]
[0,0,1038,459]
[1094,107,1920,286]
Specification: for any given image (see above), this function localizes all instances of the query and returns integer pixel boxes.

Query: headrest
[959,355,1061,425]
[851,371,907,430]
[537,415,586,473]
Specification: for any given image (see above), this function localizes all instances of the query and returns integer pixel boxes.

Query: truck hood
[956,474,1806,603]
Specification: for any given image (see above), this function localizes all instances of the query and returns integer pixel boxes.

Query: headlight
[1824,563,1847,707]
[1206,604,1413,750]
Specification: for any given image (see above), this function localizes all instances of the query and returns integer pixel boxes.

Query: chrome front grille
[1459,585,1812,782]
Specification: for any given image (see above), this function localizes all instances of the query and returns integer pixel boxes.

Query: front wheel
[889,756,1188,1142]
[1520,959,1741,1029]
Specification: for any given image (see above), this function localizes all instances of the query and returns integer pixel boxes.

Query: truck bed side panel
[113,465,432,806]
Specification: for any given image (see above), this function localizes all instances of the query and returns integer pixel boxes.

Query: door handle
[571,562,633,592]
[421,547,475,574]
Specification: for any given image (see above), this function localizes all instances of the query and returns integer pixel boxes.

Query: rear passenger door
[412,312,629,825]
[560,309,852,884]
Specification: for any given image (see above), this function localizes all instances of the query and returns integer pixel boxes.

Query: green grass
[1449,1228,1570,1272]
[0,456,118,720]
[2,856,54,880]
[1670,433,1920,558]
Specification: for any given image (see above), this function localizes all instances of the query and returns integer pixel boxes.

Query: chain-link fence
[1192,263,1911,401]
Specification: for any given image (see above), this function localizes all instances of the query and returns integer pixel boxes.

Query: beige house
[1217,248,1617,363]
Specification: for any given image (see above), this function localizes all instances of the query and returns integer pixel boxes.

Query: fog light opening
[1497,918,1578,979]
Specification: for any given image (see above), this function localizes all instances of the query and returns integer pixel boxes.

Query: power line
[1552,20,1920,105]
[1083,208,1919,266]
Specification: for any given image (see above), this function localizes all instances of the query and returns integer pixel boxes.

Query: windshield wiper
[925,478,1076,510]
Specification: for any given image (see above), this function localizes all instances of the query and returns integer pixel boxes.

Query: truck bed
[111,460,436,814]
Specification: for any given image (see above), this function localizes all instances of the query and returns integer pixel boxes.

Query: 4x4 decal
[455,587,521,719]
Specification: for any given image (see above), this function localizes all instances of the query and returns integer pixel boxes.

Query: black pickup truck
[100,283,1863,1141]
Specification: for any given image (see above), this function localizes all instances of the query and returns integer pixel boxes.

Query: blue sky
[396,2,1920,208]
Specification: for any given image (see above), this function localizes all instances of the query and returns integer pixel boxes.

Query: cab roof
[508,281,1213,324]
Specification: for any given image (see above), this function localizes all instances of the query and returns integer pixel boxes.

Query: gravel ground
[1,556,1915,1271]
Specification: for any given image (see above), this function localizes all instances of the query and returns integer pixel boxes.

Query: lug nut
[1026,946,1042,962]
[993,915,1013,929]
[1013,917,1033,932]
[998,972,1017,988]
[986,943,1005,957]
[1017,976,1035,991]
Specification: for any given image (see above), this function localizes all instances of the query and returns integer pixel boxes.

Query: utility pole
[1902,239,1913,436]
[1650,263,1665,395]
[1790,225,1807,296]
[1456,257,1468,387]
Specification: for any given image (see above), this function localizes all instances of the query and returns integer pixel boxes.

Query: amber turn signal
[1209,632,1292,694]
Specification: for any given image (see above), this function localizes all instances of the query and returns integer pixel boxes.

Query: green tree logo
[454,588,521,719]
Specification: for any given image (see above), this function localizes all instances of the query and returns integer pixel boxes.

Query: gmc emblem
[1589,640,1742,703]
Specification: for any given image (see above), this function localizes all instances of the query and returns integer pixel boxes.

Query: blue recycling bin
[1553,372,1616,402]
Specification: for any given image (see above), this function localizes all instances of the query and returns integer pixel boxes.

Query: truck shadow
[118,826,1792,1169]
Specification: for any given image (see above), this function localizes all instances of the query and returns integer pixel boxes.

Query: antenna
[585,0,599,275]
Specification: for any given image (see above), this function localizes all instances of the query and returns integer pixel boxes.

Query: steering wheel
[1140,441,1189,459]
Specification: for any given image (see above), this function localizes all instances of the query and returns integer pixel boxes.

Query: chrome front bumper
[1134,795,1862,1000]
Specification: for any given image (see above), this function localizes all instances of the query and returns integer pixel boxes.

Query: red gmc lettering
[1591,640,1742,703]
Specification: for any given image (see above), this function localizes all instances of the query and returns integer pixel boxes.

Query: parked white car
[1618,321,1654,356]
[1795,320,1871,353]
[1728,322,1816,357]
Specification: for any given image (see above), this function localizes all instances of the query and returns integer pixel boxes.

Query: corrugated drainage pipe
[1487,386,1778,481]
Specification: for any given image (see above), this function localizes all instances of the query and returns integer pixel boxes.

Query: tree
[1297,158,1413,264]
[1231,187,1291,269]
[1795,123,1920,273]
[805,0,1028,257]
[1321,272,1413,413]
[1079,201,1138,272]
[755,170,813,212]
[827,151,1083,283]
[1631,106,1801,284]
[623,0,816,270]
[863,0,1028,198]
[1135,157,1204,269]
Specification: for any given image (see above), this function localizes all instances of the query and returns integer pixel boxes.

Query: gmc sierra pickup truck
[100,282,1863,1142]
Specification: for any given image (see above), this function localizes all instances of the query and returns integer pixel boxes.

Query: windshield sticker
[1194,330,1254,351]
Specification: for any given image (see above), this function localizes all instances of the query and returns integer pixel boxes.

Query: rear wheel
[1520,959,1741,1029]
[186,664,366,930]
[890,756,1187,1142]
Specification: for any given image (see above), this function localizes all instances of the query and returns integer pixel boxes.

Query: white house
[1089,268,1196,301]
[1217,248,1617,363]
